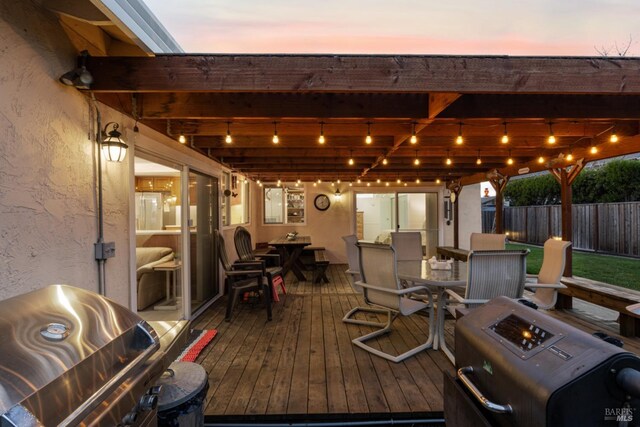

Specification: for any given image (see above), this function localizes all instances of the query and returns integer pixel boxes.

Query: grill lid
[0,285,159,425]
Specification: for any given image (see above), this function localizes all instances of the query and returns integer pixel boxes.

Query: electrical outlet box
[95,242,116,260]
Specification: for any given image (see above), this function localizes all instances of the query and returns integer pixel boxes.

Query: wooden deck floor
[192,264,640,422]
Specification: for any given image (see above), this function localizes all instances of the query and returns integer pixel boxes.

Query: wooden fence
[482,202,640,258]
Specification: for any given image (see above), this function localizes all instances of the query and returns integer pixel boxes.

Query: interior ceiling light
[547,123,556,144]
[101,122,128,162]
[610,127,619,143]
[365,122,372,144]
[272,122,279,144]
[225,121,232,144]
[456,122,464,145]
[501,122,509,144]
[58,50,93,89]
[414,150,420,166]
[410,122,418,144]
[318,122,325,144]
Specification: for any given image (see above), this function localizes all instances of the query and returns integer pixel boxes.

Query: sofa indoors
[136,247,175,310]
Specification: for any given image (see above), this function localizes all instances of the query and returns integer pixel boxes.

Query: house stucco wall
[0,1,130,304]
[443,183,482,249]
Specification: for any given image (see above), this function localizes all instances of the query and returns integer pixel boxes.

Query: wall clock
[314,194,331,211]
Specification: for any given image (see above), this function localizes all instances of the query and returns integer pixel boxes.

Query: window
[263,185,305,224]
[222,172,250,226]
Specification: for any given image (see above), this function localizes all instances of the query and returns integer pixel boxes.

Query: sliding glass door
[188,170,219,314]
[355,192,439,258]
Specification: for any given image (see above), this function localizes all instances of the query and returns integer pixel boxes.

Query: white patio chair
[469,232,507,251]
[524,239,571,309]
[391,231,423,261]
[352,242,434,363]
[439,249,529,363]
[341,235,390,328]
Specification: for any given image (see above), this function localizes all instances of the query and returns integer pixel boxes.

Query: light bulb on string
[225,121,232,144]
[348,150,354,166]
[272,121,279,144]
[410,122,418,144]
[318,122,325,144]
[547,123,556,144]
[382,157,388,165]
[456,122,464,145]
[610,127,619,143]
[501,122,509,144]
[178,134,186,144]
[476,151,482,165]
[414,150,420,166]
[590,145,598,154]
[365,122,372,144]
[507,150,514,165]
[446,150,452,166]
[538,156,545,164]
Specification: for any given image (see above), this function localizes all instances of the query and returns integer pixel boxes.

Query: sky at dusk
[144,0,638,55]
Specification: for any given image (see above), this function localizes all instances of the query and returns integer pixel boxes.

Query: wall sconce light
[101,122,128,162]
[334,188,342,200]
[59,50,93,89]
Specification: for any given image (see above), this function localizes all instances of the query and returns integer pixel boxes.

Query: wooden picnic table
[269,235,312,281]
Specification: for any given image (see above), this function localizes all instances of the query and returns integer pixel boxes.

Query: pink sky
[145,0,638,55]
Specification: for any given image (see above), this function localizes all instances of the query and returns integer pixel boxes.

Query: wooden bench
[436,246,469,262]
[557,276,640,337]
[312,250,330,284]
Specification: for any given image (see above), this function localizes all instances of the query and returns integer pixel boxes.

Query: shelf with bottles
[286,188,305,223]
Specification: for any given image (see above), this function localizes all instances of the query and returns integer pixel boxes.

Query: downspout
[91,94,106,295]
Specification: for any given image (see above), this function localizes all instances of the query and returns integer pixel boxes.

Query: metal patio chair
[524,239,571,309]
[469,232,507,251]
[391,231,423,261]
[341,235,390,328]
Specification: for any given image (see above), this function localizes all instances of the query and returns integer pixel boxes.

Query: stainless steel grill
[446,296,640,427]
[0,285,164,426]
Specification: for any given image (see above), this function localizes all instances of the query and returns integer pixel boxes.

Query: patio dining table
[269,235,312,281]
[397,260,467,355]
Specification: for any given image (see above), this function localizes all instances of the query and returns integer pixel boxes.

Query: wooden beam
[429,93,461,118]
[85,55,640,94]
[439,94,640,119]
[58,14,110,56]
[140,93,431,119]
[486,170,509,234]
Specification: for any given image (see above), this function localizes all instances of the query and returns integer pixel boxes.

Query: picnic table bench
[557,276,640,337]
[436,246,469,262]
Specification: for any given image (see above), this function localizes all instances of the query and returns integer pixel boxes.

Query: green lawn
[506,243,640,291]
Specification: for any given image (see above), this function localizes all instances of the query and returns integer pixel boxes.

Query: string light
[396,178,401,184]
[476,151,482,165]
[610,127,618,143]
[297,179,301,184]
[538,156,545,164]
[348,150,354,166]
[386,182,390,187]
[376,179,381,184]
[317,179,322,184]
[318,122,325,144]
[415,177,421,184]
[446,150,452,166]
[547,123,556,144]
[410,122,418,144]
[357,179,361,184]
[277,179,281,186]
[349,182,353,187]
[365,122,372,144]
[225,121,232,144]
[436,178,441,184]
[566,152,574,162]
[272,122,279,144]
[178,134,186,144]
[414,150,420,166]
[382,157,388,165]
[507,150,514,165]
[313,182,317,187]
[456,122,464,145]
[501,122,509,144]
[337,179,341,184]
[256,179,261,185]
[367,182,371,187]
[590,145,598,154]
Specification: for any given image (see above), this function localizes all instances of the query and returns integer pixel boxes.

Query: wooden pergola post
[487,170,509,234]
[550,159,585,278]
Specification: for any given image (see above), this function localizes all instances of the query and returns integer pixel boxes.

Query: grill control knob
[121,410,138,426]
[139,393,158,411]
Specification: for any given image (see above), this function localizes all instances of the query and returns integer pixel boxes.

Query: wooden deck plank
[267,295,304,414]
[287,294,313,414]
[328,294,371,413]
[245,292,297,415]
[308,295,328,413]
[198,264,640,420]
